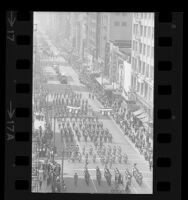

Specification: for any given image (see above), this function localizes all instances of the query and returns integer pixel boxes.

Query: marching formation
[32,23,153,194]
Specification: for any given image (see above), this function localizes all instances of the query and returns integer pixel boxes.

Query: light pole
[101,61,104,89]
[51,115,65,192]
[61,150,64,192]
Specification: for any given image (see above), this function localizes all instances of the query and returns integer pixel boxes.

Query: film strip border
[4,11,182,200]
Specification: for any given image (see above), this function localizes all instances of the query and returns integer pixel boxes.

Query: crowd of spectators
[78,70,153,169]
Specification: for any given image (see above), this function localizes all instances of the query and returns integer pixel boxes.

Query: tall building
[85,13,98,63]
[95,12,133,79]
[131,12,154,129]
[108,12,133,45]
[98,12,133,61]
[66,13,87,59]
[34,12,67,48]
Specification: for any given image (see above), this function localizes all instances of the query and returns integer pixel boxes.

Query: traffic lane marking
[91,177,98,193]
[87,96,151,165]
[64,171,140,194]
[102,119,150,165]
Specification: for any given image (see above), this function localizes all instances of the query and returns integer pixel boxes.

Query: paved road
[48,65,152,193]
[34,32,152,194]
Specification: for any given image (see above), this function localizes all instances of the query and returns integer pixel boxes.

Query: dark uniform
[74,173,78,186]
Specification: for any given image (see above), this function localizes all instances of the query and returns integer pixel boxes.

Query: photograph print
[32,12,154,194]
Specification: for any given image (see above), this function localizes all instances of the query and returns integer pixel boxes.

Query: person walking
[74,173,78,187]
[39,177,43,191]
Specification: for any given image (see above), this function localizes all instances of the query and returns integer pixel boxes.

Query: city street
[33,12,154,194]
[35,38,152,193]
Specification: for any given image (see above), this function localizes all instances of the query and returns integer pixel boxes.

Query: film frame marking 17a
[4,11,182,200]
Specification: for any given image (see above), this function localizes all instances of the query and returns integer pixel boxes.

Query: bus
[61,75,68,84]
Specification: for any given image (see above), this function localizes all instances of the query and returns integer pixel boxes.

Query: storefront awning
[96,77,110,85]
[67,106,81,110]
[133,109,144,116]
[136,112,147,119]
[141,118,153,124]
[99,108,112,111]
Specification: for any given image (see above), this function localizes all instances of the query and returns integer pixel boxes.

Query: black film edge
[4,11,182,200]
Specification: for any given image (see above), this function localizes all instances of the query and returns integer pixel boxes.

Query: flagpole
[53,117,55,149]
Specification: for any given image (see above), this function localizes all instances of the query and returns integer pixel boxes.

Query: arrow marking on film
[7,101,15,119]
[8,11,16,27]
[6,133,15,141]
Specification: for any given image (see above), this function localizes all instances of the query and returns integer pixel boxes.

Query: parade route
[32,19,153,194]
[43,62,153,193]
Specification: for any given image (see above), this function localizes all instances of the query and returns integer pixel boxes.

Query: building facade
[109,12,133,44]
[97,12,133,53]
[131,12,154,127]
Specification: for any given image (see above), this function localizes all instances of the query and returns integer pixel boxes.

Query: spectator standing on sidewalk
[39,177,43,190]
[74,173,78,186]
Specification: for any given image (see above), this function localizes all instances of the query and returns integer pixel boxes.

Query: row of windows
[114,21,127,27]
[133,24,154,39]
[101,14,108,25]
[134,12,154,20]
[115,12,128,16]
[88,28,96,41]
[132,57,154,80]
[132,40,154,58]
[131,75,153,102]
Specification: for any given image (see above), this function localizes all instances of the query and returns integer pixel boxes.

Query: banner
[67,106,81,110]
[99,108,112,112]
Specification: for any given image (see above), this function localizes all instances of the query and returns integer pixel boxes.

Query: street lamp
[53,116,56,146]
[50,115,66,192]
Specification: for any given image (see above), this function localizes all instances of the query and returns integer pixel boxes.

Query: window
[144,26,147,37]
[135,58,138,72]
[122,22,127,26]
[147,45,150,57]
[139,60,141,73]
[135,24,137,35]
[133,40,135,51]
[144,83,148,98]
[132,41,134,51]
[137,82,140,92]
[137,24,139,35]
[139,42,142,54]
[134,77,136,89]
[141,82,144,95]
[151,88,153,102]
[132,58,134,70]
[134,58,136,71]
[150,65,154,79]
[152,66,154,79]
[148,87,152,101]
[133,24,135,34]
[135,41,138,51]
[115,13,120,16]
[131,75,134,87]
[146,64,149,77]
[143,44,146,55]
[152,27,154,39]
[148,87,153,102]
[142,62,145,75]
[151,46,154,58]
[148,27,151,38]
[140,25,143,36]
[122,13,127,16]
[114,21,120,26]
